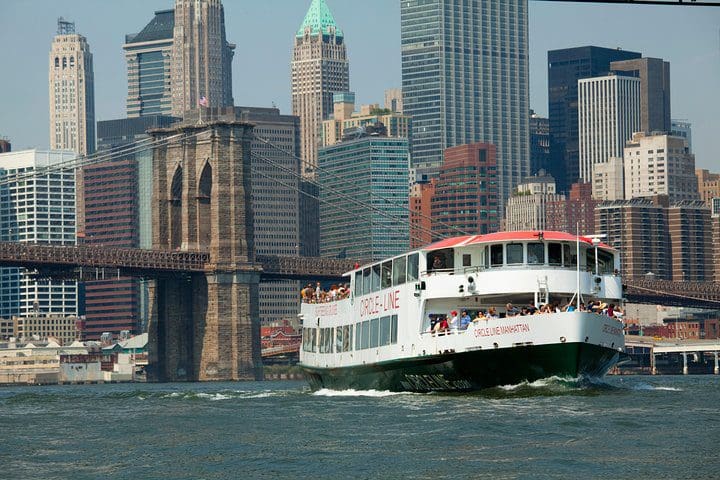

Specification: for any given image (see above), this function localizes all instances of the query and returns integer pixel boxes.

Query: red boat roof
[424,231,615,251]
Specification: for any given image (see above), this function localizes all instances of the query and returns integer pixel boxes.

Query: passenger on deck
[472,311,485,323]
[448,310,459,331]
[315,282,322,301]
[460,310,472,330]
[487,307,498,319]
[505,303,518,317]
[434,316,449,335]
[432,255,445,271]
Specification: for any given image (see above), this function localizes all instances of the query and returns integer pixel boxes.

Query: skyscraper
[401,0,529,208]
[291,0,350,177]
[49,18,95,156]
[578,74,641,182]
[49,17,95,245]
[171,0,234,118]
[610,57,671,135]
[124,9,175,117]
[547,46,641,192]
[0,150,78,319]
[319,131,409,261]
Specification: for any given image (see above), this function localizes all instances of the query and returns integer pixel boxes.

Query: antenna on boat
[576,222,581,310]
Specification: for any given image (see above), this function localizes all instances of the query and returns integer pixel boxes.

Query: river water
[0,375,718,479]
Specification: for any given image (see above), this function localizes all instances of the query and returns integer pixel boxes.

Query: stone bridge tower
[147,121,262,382]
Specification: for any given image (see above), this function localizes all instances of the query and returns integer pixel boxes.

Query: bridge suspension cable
[253,134,471,241]
[0,129,207,187]
[249,151,441,249]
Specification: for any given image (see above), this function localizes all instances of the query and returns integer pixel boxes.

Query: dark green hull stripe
[302,343,619,392]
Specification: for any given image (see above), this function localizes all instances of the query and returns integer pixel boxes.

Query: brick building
[431,143,499,239]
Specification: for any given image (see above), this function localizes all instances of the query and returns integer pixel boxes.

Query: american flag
[198,96,209,107]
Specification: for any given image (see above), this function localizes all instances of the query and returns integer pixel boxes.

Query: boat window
[335,327,343,353]
[360,320,370,349]
[482,246,489,268]
[362,268,371,295]
[319,328,333,353]
[598,249,614,274]
[462,254,471,267]
[392,256,407,286]
[490,244,503,266]
[391,315,398,343]
[428,248,454,271]
[381,261,392,289]
[586,248,597,273]
[355,323,362,350]
[354,271,362,296]
[548,243,562,265]
[371,264,381,292]
[369,318,379,348]
[343,325,353,352]
[563,243,577,267]
[407,253,419,281]
[506,243,523,265]
[302,328,317,353]
[527,243,545,265]
[379,316,391,346]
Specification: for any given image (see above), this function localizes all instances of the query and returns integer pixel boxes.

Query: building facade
[318,134,409,261]
[0,140,10,153]
[547,46,640,193]
[235,107,303,325]
[529,110,550,176]
[171,0,234,118]
[409,180,436,249]
[124,9,175,117]
[667,202,712,282]
[578,74,641,183]
[505,172,564,231]
[291,0,350,177]
[624,132,697,202]
[86,115,177,339]
[431,143,499,239]
[320,92,411,148]
[696,169,720,207]
[384,88,403,113]
[0,150,78,319]
[610,57,671,135]
[596,196,670,280]
[546,182,597,236]
[401,0,529,208]
[593,156,625,201]
[671,120,692,152]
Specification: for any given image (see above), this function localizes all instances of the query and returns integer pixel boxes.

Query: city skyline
[0,0,717,170]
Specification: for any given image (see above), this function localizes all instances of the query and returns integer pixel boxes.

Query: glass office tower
[401,0,529,209]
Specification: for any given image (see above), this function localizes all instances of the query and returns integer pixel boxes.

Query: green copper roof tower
[296,0,343,38]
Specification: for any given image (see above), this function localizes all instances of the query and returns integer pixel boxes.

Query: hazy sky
[1,0,718,169]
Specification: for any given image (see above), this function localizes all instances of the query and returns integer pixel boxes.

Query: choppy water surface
[0,376,718,479]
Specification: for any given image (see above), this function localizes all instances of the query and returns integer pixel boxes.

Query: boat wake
[313,388,413,398]
[479,376,620,398]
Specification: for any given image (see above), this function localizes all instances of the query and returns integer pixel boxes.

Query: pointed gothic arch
[170,166,183,250]
[197,161,212,250]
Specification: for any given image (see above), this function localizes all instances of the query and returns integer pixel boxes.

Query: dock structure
[625,335,720,375]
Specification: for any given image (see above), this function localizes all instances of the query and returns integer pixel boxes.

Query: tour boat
[299,231,625,392]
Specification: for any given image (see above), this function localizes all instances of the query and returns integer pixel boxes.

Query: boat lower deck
[302,342,619,392]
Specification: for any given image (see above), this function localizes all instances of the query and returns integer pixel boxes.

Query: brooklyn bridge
[0,121,718,382]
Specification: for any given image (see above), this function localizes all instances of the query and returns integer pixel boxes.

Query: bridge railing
[0,242,209,272]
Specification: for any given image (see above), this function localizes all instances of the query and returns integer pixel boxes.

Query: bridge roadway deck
[1,242,719,305]
[626,335,720,354]
[0,242,356,280]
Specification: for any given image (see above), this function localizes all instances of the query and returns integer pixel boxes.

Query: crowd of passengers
[300,282,351,303]
[430,300,623,334]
